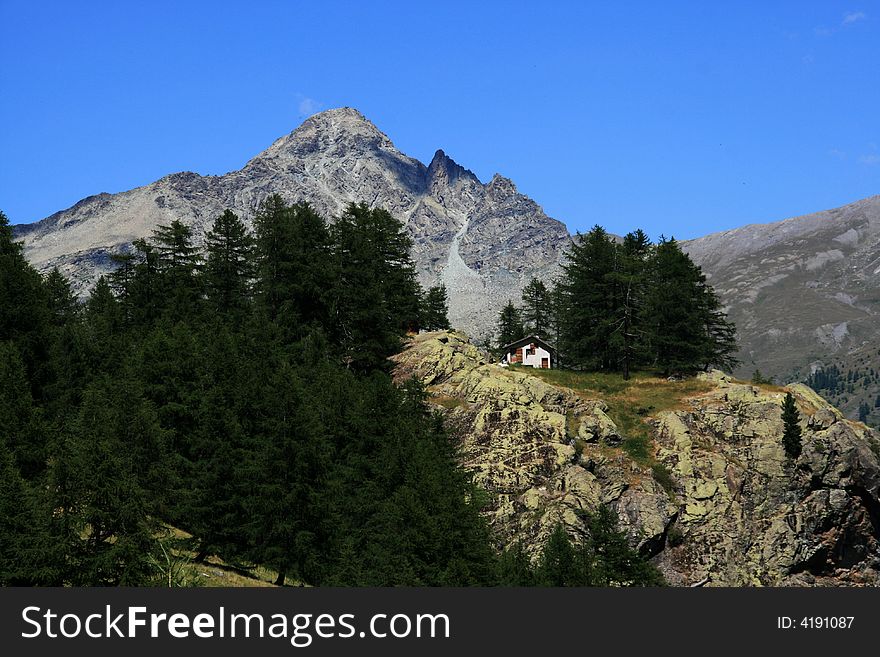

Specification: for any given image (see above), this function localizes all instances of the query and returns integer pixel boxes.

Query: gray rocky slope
[683,195,880,422]
[13,107,570,340]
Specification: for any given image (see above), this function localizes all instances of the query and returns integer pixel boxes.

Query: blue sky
[1,1,878,239]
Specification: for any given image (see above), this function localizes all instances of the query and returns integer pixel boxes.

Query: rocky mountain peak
[253,107,394,162]
[426,149,480,193]
[486,172,518,198]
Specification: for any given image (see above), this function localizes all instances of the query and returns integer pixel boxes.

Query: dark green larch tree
[0,437,51,585]
[254,197,334,333]
[203,209,254,316]
[152,220,202,318]
[556,225,618,369]
[421,284,451,331]
[329,203,421,370]
[521,277,550,337]
[46,378,167,585]
[642,237,709,375]
[0,210,52,398]
[781,392,803,459]
[496,300,525,351]
[246,361,332,586]
[537,524,577,586]
[0,341,46,478]
[609,230,651,379]
[44,267,79,326]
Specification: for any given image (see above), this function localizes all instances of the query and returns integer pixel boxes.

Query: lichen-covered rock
[653,375,880,586]
[393,332,880,587]
[392,330,675,559]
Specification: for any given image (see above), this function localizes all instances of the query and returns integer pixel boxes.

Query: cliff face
[391,331,880,586]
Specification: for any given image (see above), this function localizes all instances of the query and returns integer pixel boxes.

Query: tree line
[0,203,659,586]
[497,226,738,377]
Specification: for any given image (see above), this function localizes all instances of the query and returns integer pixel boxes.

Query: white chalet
[500,335,556,369]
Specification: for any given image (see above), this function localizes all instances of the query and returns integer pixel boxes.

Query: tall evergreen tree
[781,392,803,459]
[203,209,254,316]
[537,524,576,586]
[0,210,51,397]
[557,225,618,369]
[44,268,78,325]
[521,277,550,337]
[642,237,709,375]
[699,283,738,372]
[254,197,334,333]
[496,300,525,351]
[0,437,50,585]
[329,203,420,370]
[421,285,451,331]
[46,378,166,585]
[497,541,536,586]
[246,361,332,585]
[0,341,45,478]
[609,230,651,379]
[152,220,202,317]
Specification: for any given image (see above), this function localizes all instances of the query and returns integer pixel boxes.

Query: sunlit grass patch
[526,368,713,470]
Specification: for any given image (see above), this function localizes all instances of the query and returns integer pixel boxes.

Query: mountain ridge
[14,107,570,339]
[11,108,880,421]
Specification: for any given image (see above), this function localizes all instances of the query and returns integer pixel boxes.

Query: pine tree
[253,194,292,320]
[497,541,536,586]
[609,230,651,379]
[44,268,78,325]
[245,361,332,586]
[152,220,202,317]
[0,210,52,397]
[0,437,49,584]
[699,283,738,372]
[521,277,550,337]
[496,301,525,351]
[254,197,335,334]
[781,392,802,459]
[0,341,45,478]
[579,506,663,586]
[329,203,420,370]
[643,237,708,375]
[536,524,576,586]
[557,225,618,369]
[420,285,451,331]
[46,378,166,585]
[203,209,254,316]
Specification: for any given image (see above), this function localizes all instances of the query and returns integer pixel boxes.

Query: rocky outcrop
[392,331,880,586]
[14,108,570,341]
[653,371,880,586]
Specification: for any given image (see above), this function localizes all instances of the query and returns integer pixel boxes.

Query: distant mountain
[13,107,570,341]
[684,195,880,422]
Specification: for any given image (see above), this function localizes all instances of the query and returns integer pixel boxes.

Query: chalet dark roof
[500,335,556,353]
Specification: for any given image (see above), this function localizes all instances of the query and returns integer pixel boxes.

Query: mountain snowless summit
[13,108,880,409]
[14,107,570,339]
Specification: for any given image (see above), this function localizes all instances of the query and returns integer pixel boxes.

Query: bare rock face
[654,373,880,586]
[13,108,570,341]
[390,330,672,557]
[392,331,880,586]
